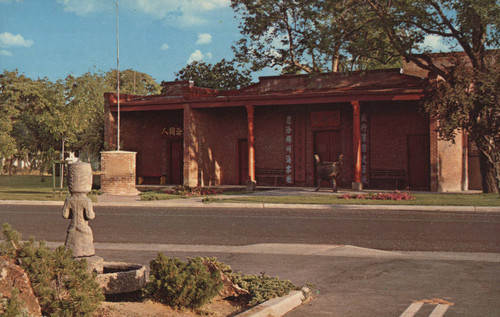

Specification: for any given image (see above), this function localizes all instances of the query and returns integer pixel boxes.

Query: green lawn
[139,191,183,201]
[1,175,499,206]
[211,193,500,207]
[0,175,68,201]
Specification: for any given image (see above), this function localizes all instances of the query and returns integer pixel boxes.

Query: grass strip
[208,193,500,207]
[0,175,67,201]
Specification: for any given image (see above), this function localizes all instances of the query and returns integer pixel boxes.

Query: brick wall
[119,110,183,183]
[111,100,434,189]
[368,101,430,189]
[193,107,247,186]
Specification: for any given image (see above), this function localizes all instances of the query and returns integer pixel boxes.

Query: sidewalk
[2,186,498,213]
[102,186,500,213]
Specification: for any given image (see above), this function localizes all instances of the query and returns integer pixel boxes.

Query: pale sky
[0,0,250,82]
[0,0,455,83]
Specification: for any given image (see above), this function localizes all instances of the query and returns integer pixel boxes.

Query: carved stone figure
[314,154,343,193]
[62,161,95,257]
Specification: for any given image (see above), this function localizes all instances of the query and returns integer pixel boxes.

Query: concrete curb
[236,287,309,317]
[1,199,499,213]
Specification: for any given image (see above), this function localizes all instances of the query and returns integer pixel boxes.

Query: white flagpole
[116,1,121,151]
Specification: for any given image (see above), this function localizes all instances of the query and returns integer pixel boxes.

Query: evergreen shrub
[145,253,223,309]
[0,223,104,317]
[203,257,298,306]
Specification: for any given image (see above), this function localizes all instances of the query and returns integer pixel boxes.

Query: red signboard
[310,111,340,128]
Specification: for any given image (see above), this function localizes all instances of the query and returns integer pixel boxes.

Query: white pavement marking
[399,302,424,317]
[429,304,450,317]
[400,300,453,317]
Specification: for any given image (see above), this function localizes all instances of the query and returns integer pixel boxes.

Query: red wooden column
[246,105,256,190]
[352,101,363,190]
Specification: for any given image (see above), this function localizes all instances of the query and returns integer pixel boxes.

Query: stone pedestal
[101,151,139,196]
[82,255,104,274]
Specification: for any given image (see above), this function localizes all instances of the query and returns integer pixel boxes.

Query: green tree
[230,0,398,74]
[106,69,161,95]
[366,0,500,193]
[1,69,160,176]
[64,68,160,160]
[64,70,111,161]
[0,71,59,175]
[0,71,21,161]
[174,59,252,90]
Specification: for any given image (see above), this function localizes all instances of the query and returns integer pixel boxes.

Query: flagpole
[116,1,121,151]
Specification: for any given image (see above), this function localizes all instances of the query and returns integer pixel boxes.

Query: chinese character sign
[285,115,294,185]
[360,112,368,185]
[161,126,183,139]
[294,115,306,182]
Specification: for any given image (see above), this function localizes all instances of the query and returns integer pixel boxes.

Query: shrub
[0,223,104,317]
[144,253,223,309]
[165,185,222,197]
[139,191,163,201]
[203,257,298,307]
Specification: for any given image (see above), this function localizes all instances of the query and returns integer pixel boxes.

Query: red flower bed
[339,190,415,201]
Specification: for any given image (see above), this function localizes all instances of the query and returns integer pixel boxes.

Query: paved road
[1,204,499,252]
[1,203,500,316]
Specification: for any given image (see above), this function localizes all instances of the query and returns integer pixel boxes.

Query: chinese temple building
[104,66,481,192]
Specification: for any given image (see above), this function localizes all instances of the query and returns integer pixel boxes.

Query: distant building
[104,65,480,192]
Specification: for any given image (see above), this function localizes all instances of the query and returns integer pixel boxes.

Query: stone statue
[314,154,343,193]
[62,161,95,257]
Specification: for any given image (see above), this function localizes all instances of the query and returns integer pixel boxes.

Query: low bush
[0,223,104,317]
[144,253,223,309]
[231,272,297,306]
[165,185,222,197]
[203,257,298,307]
[339,190,415,201]
[139,191,171,201]
[145,255,298,310]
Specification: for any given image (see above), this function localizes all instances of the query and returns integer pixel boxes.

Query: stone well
[95,261,147,295]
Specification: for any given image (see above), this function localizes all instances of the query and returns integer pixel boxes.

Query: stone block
[0,256,42,316]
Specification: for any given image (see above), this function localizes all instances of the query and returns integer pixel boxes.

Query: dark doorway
[313,130,342,162]
[314,130,342,187]
[407,134,430,190]
[238,139,248,185]
[168,140,183,185]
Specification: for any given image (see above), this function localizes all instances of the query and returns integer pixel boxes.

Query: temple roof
[107,69,425,112]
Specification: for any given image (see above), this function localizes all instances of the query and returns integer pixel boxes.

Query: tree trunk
[478,152,499,194]
[60,138,65,191]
